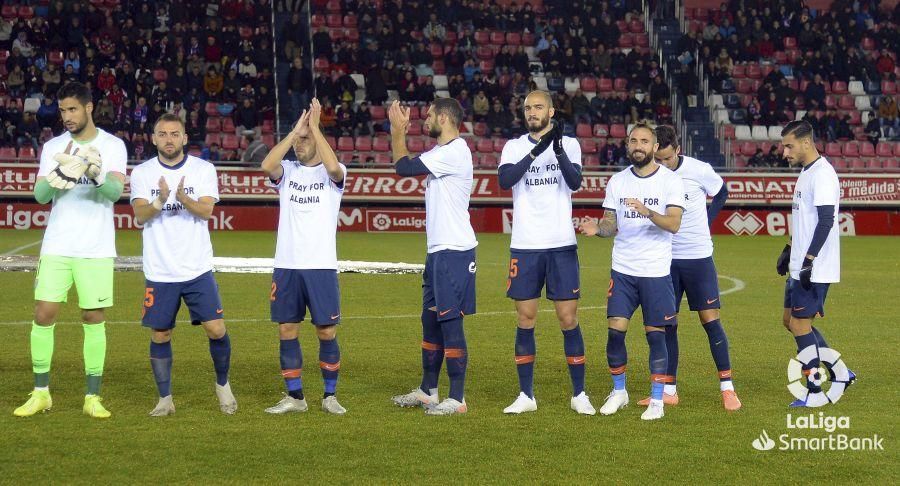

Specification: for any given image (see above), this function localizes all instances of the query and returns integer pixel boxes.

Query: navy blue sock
[150,340,173,398]
[702,319,733,381]
[279,338,304,400]
[319,337,340,397]
[208,333,231,386]
[664,324,678,385]
[562,325,586,396]
[420,309,444,393]
[441,317,467,402]
[515,327,536,398]
[646,330,668,400]
[607,328,627,390]
[810,326,835,378]
[794,332,822,393]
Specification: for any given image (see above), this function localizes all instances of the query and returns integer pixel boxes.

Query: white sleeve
[699,163,724,196]
[37,141,55,177]
[812,169,840,206]
[199,164,219,201]
[602,176,617,210]
[564,137,582,166]
[419,143,463,178]
[104,138,128,176]
[331,164,348,193]
[667,174,687,209]
[498,139,518,167]
[267,160,292,190]
[128,167,151,202]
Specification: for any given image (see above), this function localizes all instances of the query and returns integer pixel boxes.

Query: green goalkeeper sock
[31,322,55,388]
[83,322,107,395]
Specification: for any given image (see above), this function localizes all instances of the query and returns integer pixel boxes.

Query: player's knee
[151,329,172,343]
[278,323,300,340]
[608,318,628,332]
[33,303,58,325]
[558,315,578,330]
[316,325,337,341]
[516,314,537,329]
[203,320,226,339]
[698,309,719,324]
[81,309,105,324]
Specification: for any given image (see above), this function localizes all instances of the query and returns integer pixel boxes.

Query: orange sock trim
[718,369,733,379]
[609,365,626,375]
[515,354,535,364]
[444,348,466,359]
[319,361,341,371]
[421,341,443,351]
[281,368,302,378]
[566,355,586,365]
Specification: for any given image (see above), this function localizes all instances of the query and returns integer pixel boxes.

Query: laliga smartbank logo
[751,346,883,452]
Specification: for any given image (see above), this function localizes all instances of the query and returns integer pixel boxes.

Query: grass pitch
[0,229,897,484]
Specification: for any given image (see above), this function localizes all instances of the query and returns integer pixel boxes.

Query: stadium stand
[0,1,276,163]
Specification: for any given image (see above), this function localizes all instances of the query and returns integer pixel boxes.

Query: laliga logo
[724,212,764,235]
[787,345,851,407]
[752,430,776,451]
[371,213,392,231]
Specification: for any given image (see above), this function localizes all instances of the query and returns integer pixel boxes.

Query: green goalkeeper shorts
[34,255,114,309]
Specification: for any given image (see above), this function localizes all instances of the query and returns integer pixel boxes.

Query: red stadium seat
[474,31,490,45]
[239,26,253,39]
[480,154,499,168]
[825,143,842,157]
[613,78,628,92]
[262,135,275,148]
[522,32,535,46]
[343,14,357,27]
[430,43,444,58]
[838,96,854,110]
[473,122,488,137]
[48,51,64,65]
[492,138,507,152]
[325,0,341,13]
[407,123,422,136]
[860,142,876,157]
[843,141,860,157]
[326,14,342,28]
[476,139,493,153]
[18,146,35,160]
[824,95,837,109]
[153,69,168,82]
[849,159,866,171]
[221,134,240,150]
[832,81,849,94]
[861,37,876,51]
[876,143,893,157]
[723,125,736,139]
[314,57,330,71]
[337,137,354,152]
[0,5,15,18]
[576,123,592,138]
[865,159,882,170]
[489,31,505,45]
[885,159,900,170]
[598,78,613,92]
[741,142,758,156]
[882,81,898,95]
[261,120,274,134]
[830,158,847,170]
[408,137,425,153]
[373,153,393,166]
[369,105,386,120]
[618,34,634,48]
[325,136,336,149]
[628,20,644,33]
[311,15,325,28]
[784,37,797,49]
[0,147,17,160]
[746,64,762,79]
[580,139,598,154]
[355,137,372,151]
[479,59,494,72]
[205,102,218,116]
[476,46,493,60]
[506,33,521,46]
[373,136,390,152]
[894,143,900,157]
[205,117,221,133]
[204,134,221,147]
[580,77,597,92]
[635,34,649,48]
[593,124,609,137]
[17,6,34,19]
[464,138,476,153]
[338,152,355,165]
[583,155,600,168]
[732,65,746,78]
[610,124,627,139]
[736,79,753,94]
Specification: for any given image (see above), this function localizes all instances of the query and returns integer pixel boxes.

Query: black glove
[799,257,814,290]
[776,244,791,276]
[530,122,556,158]
[552,121,565,156]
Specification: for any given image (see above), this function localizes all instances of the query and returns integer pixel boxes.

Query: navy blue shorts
[506,246,580,301]
[270,268,341,326]
[606,270,677,327]
[784,278,830,319]
[423,248,477,321]
[142,271,223,329]
[671,257,721,312]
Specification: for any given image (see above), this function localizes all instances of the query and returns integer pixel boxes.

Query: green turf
[0,230,896,483]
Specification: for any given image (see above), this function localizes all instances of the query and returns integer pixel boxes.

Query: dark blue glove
[776,244,790,276]
[530,122,556,158]
[552,121,565,156]
[799,257,814,290]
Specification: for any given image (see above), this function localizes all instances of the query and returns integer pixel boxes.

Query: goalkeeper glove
[776,244,790,276]
[81,146,104,185]
[46,152,88,190]
[529,122,556,158]
[799,257,814,290]
[552,121,565,157]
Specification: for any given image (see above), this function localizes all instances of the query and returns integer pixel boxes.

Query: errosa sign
[3,204,900,235]
[2,164,898,205]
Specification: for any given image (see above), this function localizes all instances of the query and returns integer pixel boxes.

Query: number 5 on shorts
[144,287,155,308]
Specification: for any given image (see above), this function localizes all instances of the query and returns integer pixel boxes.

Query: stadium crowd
[0,0,276,163]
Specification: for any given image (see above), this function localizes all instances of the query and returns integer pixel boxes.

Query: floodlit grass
[0,230,896,483]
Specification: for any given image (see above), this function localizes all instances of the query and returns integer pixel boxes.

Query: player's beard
[628,148,654,168]
[427,123,441,138]
[65,117,88,136]
[527,114,550,134]
[158,144,183,161]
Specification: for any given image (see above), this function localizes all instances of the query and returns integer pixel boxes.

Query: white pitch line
[0,276,747,326]
[2,239,41,256]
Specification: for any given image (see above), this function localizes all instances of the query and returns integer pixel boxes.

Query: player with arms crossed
[14,82,126,418]
[389,98,478,416]
[579,123,685,421]
[130,113,236,416]
[642,125,741,411]
[777,120,855,407]
[261,99,349,415]
[497,90,594,415]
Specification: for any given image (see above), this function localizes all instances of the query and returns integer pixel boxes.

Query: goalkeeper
[14,82,127,419]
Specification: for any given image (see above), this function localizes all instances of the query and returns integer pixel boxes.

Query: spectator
[571,89,592,125]
[286,56,311,119]
[354,101,373,136]
[486,99,514,138]
[241,134,268,165]
[234,98,260,137]
[204,66,224,100]
[472,91,490,121]
[237,55,258,80]
[748,148,767,168]
[804,74,827,110]
[865,112,881,146]
[878,95,899,131]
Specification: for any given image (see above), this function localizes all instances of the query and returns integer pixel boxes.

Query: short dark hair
[56,82,92,106]
[433,97,463,126]
[153,113,185,130]
[655,125,679,150]
[781,120,814,141]
[628,122,657,143]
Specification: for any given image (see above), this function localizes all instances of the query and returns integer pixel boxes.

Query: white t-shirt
[790,157,840,283]
[37,129,128,258]
[418,138,478,253]
[500,134,582,250]
[273,161,346,269]
[670,155,723,259]
[130,155,219,282]
[602,164,686,278]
